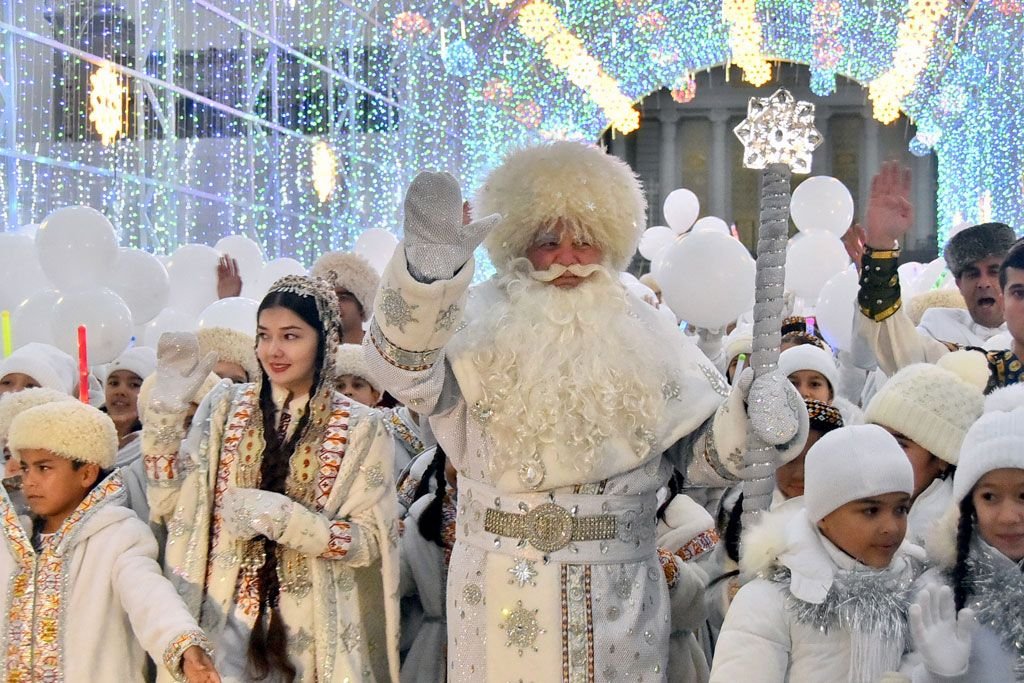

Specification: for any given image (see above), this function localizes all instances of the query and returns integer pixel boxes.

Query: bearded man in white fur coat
[364,141,808,683]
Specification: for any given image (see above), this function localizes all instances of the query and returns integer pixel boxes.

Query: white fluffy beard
[461,258,666,481]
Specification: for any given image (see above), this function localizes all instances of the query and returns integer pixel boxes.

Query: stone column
[658,107,681,221]
[858,109,880,219]
[812,105,832,177]
[709,110,731,219]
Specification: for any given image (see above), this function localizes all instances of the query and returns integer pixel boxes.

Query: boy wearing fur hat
[311,251,381,344]
[196,327,260,384]
[2,400,220,683]
[857,161,1016,375]
[365,141,808,682]
[710,424,923,683]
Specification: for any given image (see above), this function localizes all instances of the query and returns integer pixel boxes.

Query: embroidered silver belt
[458,478,657,564]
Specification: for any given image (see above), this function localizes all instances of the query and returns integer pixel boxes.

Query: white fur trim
[473,141,646,273]
[906,289,966,326]
[738,506,791,578]
[311,250,381,314]
[8,400,118,468]
[0,388,77,448]
[196,327,259,382]
[333,344,380,392]
[936,349,991,392]
[924,504,960,569]
[983,383,1024,413]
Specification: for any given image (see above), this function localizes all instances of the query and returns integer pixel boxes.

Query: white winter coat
[710,508,924,683]
[0,471,208,682]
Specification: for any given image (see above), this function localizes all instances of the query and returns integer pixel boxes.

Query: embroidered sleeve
[858,247,903,322]
[322,520,353,559]
[658,547,680,590]
[162,630,214,682]
[142,411,187,482]
[675,528,720,562]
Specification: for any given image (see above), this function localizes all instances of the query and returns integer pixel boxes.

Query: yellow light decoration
[543,32,584,68]
[567,54,600,88]
[517,1,560,42]
[722,0,772,86]
[311,141,337,203]
[88,63,125,147]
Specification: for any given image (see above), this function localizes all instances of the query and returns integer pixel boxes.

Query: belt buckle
[524,502,574,553]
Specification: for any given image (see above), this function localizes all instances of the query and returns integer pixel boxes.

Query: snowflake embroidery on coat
[434,304,459,331]
[380,287,419,332]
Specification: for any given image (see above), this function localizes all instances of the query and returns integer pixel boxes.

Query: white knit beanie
[103,346,157,383]
[0,343,77,395]
[864,352,988,465]
[720,326,754,374]
[333,344,381,392]
[310,251,381,314]
[778,344,838,393]
[196,326,260,381]
[953,384,1024,502]
[0,387,77,449]
[8,400,118,469]
[804,424,915,522]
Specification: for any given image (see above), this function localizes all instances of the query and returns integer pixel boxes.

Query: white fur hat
[103,346,157,383]
[0,343,76,395]
[196,326,259,382]
[310,251,380,314]
[953,384,1024,502]
[333,344,381,392]
[8,400,118,469]
[864,352,988,465]
[804,424,914,522]
[0,387,77,449]
[473,141,647,273]
[720,326,753,375]
[778,344,838,393]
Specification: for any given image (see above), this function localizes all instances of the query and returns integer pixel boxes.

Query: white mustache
[529,263,604,282]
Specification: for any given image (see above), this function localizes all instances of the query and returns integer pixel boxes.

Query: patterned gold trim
[162,630,215,682]
[858,298,903,323]
[562,564,595,682]
[862,247,900,260]
[369,319,441,372]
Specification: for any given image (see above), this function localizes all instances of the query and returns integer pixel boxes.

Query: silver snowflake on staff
[733,88,823,174]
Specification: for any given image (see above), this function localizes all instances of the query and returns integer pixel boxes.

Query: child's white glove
[909,584,977,677]
[221,487,294,542]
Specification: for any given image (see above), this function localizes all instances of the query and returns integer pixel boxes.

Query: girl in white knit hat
[0,342,77,396]
[710,424,923,683]
[2,400,220,682]
[141,275,399,683]
[779,343,865,426]
[864,351,988,548]
[902,384,1024,682]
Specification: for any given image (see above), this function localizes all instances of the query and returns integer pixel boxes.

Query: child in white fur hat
[197,327,259,384]
[902,384,1024,682]
[311,251,381,344]
[864,351,988,547]
[710,424,923,683]
[2,400,220,683]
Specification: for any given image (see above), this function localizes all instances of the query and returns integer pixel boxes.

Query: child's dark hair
[707,493,744,589]
[417,446,450,547]
[30,464,111,549]
[951,496,976,611]
[656,470,687,521]
[247,289,326,683]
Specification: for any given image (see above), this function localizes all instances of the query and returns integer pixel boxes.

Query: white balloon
[354,229,399,274]
[0,234,48,313]
[790,176,854,237]
[12,289,60,347]
[14,223,39,238]
[785,232,851,300]
[638,226,676,261]
[691,216,730,235]
[140,308,197,348]
[197,297,259,335]
[814,268,860,352]
[252,258,308,302]
[911,257,950,295]
[215,235,265,298]
[50,288,134,365]
[36,206,120,289]
[165,243,221,317]
[663,189,700,235]
[105,248,170,325]
[656,231,755,329]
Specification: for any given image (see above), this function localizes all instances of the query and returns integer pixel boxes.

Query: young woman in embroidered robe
[142,275,399,683]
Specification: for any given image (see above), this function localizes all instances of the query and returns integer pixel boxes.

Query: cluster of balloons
[1,206,402,365]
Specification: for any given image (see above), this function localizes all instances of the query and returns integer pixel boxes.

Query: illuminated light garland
[993,0,1022,16]
[444,40,478,76]
[670,73,698,103]
[88,63,125,147]
[391,12,433,41]
[810,0,844,96]
[722,0,773,86]
[311,141,337,204]
[516,1,561,41]
[636,10,668,32]
[868,0,950,123]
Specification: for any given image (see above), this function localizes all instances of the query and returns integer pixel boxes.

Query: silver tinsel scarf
[957,539,1024,679]
[766,565,917,683]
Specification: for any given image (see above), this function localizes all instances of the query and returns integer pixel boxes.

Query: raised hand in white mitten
[734,367,806,446]
[403,171,501,282]
[148,332,218,414]
[909,584,977,677]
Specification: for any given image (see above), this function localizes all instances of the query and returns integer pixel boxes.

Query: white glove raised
[220,487,295,542]
[403,171,501,282]
[148,332,218,414]
[909,584,977,677]
[735,367,804,446]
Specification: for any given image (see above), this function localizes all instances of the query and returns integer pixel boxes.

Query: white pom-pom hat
[8,400,119,469]
[953,384,1024,502]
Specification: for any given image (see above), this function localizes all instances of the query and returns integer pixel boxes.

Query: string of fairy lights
[0,0,1021,258]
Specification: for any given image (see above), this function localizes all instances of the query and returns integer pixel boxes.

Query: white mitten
[735,367,804,446]
[148,333,219,414]
[403,171,501,282]
[909,584,977,677]
[220,487,295,542]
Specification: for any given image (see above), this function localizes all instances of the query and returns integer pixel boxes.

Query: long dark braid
[417,446,449,547]
[952,496,976,612]
[246,290,325,682]
[707,493,744,589]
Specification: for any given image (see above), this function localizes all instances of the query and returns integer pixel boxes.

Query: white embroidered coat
[364,251,805,683]
[0,472,210,682]
[145,381,400,682]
